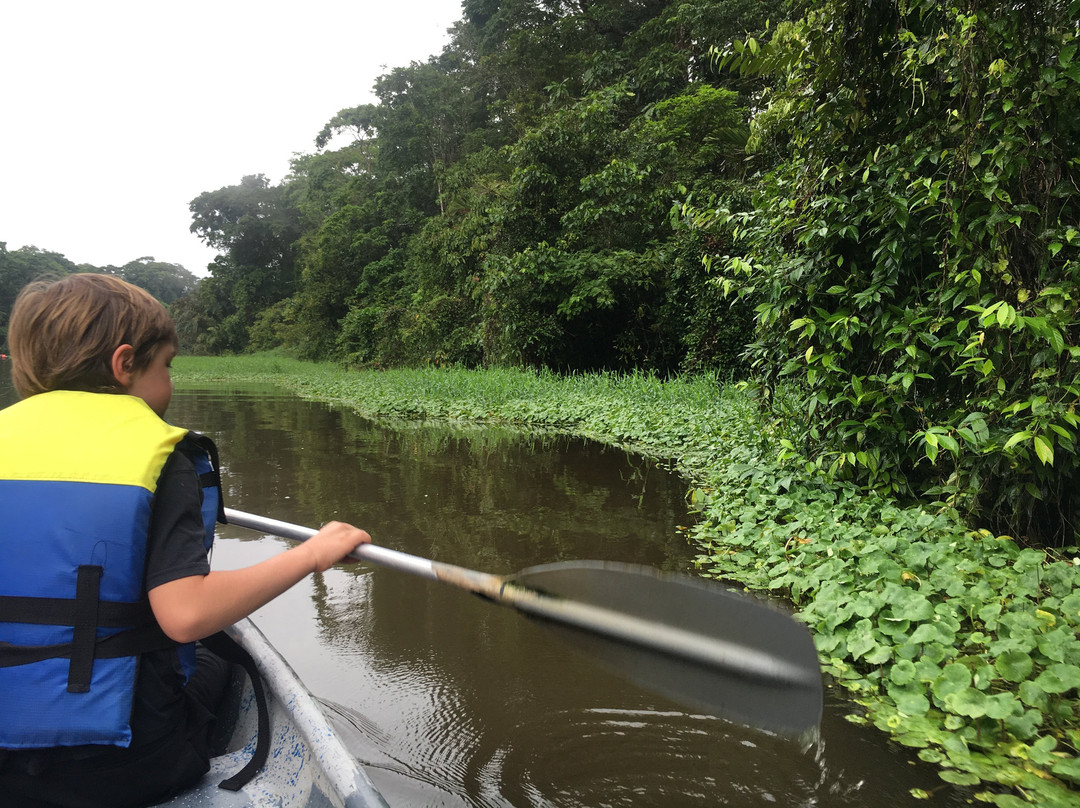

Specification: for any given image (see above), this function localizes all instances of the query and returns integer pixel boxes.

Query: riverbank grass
[175,355,1080,807]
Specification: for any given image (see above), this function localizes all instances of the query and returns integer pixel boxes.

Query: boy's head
[9,273,177,399]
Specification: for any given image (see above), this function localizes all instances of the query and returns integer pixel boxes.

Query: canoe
[160,619,389,808]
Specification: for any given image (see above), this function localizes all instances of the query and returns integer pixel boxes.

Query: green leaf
[889,684,931,716]
[937,433,960,454]
[945,687,987,717]
[864,644,894,665]
[1029,734,1057,765]
[987,795,1030,808]
[1052,756,1080,785]
[995,650,1033,682]
[887,587,936,622]
[891,659,918,685]
[1003,708,1042,740]
[932,663,972,702]
[1019,680,1048,708]
[938,769,981,786]
[910,621,955,645]
[983,692,1020,719]
[1034,663,1080,693]
[847,619,880,660]
[1003,431,1033,452]
[1033,435,1054,465]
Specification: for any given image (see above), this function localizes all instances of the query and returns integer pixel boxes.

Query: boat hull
[160,620,387,808]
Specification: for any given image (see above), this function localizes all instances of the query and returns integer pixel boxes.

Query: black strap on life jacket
[68,565,103,693]
[0,565,173,692]
[0,626,272,791]
[199,631,270,792]
[0,621,175,668]
[178,432,226,523]
[0,590,153,628]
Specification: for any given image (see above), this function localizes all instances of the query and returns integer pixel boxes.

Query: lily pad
[1019,680,1048,709]
[886,585,936,621]
[890,659,918,685]
[938,768,981,786]
[1002,708,1043,740]
[888,682,931,716]
[910,621,955,645]
[983,692,1021,720]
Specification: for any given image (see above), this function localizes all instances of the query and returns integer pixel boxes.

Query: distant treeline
[0,243,198,348]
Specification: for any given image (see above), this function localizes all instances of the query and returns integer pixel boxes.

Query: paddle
[224,507,823,737]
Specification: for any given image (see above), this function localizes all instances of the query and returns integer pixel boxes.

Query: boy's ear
[110,344,137,388]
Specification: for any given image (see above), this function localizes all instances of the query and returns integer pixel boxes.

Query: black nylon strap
[0,623,177,667]
[67,566,103,693]
[0,595,152,628]
[179,432,226,524]
[199,631,270,792]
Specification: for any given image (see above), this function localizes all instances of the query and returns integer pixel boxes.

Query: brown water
[0,367,967,807]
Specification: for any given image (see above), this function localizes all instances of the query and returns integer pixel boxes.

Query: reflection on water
[0,366,965,806]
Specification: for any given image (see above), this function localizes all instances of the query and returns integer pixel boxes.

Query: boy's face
[127,343,175,417]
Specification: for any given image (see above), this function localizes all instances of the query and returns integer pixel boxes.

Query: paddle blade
[512,562,822,737]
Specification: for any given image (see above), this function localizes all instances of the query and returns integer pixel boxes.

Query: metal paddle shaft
[223,508,823,736]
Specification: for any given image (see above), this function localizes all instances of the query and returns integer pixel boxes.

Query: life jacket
[0,391,224,750]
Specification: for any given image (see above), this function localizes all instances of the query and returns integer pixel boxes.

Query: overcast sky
[1,0,462,276]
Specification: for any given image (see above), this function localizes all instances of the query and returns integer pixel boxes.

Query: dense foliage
[702,0,1080,545]
[164,6,1080,793]
[175,0,776,373]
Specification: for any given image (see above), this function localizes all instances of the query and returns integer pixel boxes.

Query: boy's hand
[306,521,372,572]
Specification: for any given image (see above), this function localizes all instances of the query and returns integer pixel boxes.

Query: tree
[179,0,784,370]
[188,175,303,352]
[118,257,198,305]
[469,77,756,372]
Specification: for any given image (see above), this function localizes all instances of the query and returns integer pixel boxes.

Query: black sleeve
[145,450,212,591]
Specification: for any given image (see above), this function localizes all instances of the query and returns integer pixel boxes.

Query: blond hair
[9,273,177,398]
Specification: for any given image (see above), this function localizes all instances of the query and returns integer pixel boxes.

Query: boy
[0,274,370,807]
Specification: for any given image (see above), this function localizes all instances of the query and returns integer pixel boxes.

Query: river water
[0,365,968,807]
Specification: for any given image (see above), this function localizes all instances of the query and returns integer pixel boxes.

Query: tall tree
[181,0,784,371]
[188,175,303,351]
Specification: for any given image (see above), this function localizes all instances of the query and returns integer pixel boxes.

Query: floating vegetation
[175,355,1080,806]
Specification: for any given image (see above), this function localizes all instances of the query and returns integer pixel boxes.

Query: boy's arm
[147,521,370,644]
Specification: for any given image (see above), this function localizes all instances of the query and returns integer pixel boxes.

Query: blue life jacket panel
[0,392,222,749]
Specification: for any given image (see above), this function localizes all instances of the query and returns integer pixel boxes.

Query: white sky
[1,0,462,277]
